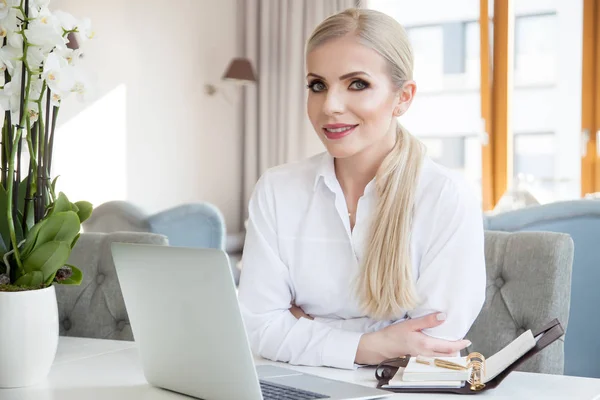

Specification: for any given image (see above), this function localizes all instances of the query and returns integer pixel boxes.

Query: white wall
[49,0,243,232]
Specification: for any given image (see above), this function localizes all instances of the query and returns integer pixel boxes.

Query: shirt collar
[313,152,337,192]
[313,152,377,195]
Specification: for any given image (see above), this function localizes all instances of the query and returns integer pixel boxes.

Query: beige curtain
[239,0,358,227]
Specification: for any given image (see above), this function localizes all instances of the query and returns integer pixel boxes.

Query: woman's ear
[394,80,417,117]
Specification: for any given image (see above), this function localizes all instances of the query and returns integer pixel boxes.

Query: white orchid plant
[0,0,94,291]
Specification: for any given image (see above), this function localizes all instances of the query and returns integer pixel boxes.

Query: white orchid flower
[27,101,39,122]
[1,7,21,49]
[42,52,75,96]
[0,45,19,75]
[25,22,66,51]
[0,78,25,124]
[30,75,44,100]
[31,0,50,9]
[53,11,95,42]
[7,29,22,50]
[57,47,82,66]
[0,80,20,125]
[32,7,60,29]
[0,1,20,24]
[0,82,11,111]
[0,0,12,20]
[26,45,46,71]
[49,90,61,107]
[52,10,79,31]
[78,17,94,41]
[70,66,93,102]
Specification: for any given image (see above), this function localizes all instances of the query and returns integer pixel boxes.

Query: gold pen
[415,356,468,371]
[434,359,468,370]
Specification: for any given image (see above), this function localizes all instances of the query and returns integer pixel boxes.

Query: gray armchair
[484,200,600,377]
[466,231,574,374]
[55,232,169,341]
[82,200,236,282]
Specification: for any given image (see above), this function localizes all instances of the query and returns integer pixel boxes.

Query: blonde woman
[238,8,486,370]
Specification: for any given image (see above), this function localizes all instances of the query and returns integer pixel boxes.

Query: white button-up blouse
[238,151,486,370]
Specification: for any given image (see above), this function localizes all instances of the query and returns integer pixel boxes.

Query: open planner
[374,319,564,394]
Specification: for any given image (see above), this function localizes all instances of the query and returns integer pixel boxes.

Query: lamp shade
[222,58,257,84]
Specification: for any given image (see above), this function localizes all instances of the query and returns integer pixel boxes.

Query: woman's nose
[322,89,345,116]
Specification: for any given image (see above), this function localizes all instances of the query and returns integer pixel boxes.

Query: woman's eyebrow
[306,71,371,80]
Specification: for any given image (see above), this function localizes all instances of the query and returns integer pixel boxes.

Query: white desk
[2,337,600,399]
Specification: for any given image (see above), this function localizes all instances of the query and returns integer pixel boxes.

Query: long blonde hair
[306,8,426,320]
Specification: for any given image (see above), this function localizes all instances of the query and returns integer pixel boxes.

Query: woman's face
[306,35,415,159]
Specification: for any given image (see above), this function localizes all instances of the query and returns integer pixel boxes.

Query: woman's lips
[322,124,358,140]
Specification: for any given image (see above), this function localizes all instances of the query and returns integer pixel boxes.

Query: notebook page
[402,357,471,382]
[384,367,465,389]
[483,330,536,383]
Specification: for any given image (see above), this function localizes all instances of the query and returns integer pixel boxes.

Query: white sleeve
[312,316,394,333]
[407,179,486,341]
[237,172,364,370]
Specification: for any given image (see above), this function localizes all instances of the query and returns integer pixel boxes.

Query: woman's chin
[324,144,360,159]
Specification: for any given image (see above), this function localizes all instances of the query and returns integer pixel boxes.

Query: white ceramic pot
[0,285,59,388]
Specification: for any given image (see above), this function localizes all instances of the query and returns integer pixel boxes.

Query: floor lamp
[205,58,257,233]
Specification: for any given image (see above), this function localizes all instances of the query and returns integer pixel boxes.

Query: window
[513,133,556,201]
[369,1,484,202]
[514,14,558,86]
[464,21,480,88]
[510,7,582,203]
[420,136,482,194]
[406,26,444,92]
[406,22,479,92]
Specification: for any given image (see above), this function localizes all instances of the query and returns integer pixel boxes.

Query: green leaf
[0,184,11,254]
[74,201,93,223]
[51,176,59,193]
[71,232,80,249]
[17,177,29,215]
[19,219,44,259]
[55,265,83,285]
[51,192,72,215]
[14,271,44,287]
[23,200,35,233]
[14,210,23,244]
[31,211,80,249]
[0,183,24,248]
[22,240,70,280]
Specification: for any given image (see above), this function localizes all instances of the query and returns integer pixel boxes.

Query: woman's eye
[307,81,326,92]
[349,80,369,90]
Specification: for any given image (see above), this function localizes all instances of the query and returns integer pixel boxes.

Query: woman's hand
[290,304,314,320]
[355,313,471,365]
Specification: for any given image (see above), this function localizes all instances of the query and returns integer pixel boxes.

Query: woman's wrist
[355,332,384,365]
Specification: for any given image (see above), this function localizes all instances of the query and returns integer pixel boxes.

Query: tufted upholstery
[484,200,600,377]
[465,231,574,374]
[55,232,169,340]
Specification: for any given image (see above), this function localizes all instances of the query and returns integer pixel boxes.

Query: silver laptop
[111,243,390,400]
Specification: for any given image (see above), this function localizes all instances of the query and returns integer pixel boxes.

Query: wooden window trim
[480,0,514,210]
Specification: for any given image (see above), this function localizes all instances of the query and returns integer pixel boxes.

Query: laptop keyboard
[260,380,330,399]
